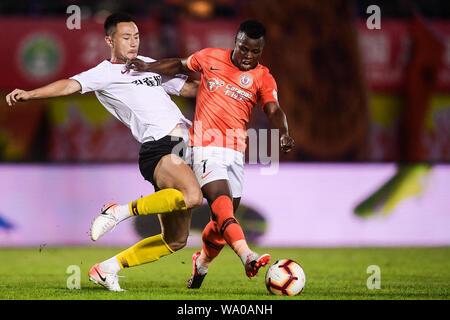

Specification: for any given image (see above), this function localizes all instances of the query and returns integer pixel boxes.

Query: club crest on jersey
[239,73,253,88]
[206,78,224,92]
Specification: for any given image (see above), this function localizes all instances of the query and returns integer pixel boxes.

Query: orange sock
[202,220,226,259]
[210,195,245,246]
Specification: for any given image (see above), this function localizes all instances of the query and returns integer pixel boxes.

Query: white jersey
[70,55,191,143]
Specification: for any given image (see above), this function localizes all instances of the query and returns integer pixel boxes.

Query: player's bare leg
[112,154,201,267]
[153,153,203,209]
[157,209,192,252]
[125,151,203,218]
[90,153,202,241]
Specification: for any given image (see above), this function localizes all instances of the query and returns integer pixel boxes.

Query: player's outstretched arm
[263,101,295,153]
[5,79,81,106]
[179,80,199,98]
[126,57,190,75]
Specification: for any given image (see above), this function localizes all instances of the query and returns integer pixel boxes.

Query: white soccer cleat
[90,203,120,241]
[88,263,125,292]
[245,253,271,279]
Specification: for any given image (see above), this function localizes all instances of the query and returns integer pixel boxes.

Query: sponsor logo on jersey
[239,73,253,88]
[273,89,278,101]
[206,78,225,92]
[206,77,252,102]
[224,84,252,101]
[132,75,162,87]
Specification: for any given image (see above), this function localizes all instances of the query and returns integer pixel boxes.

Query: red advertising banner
[358,19,450,91]
[0,18,161,90]
[1,18,449,91]
[177,18,239,56]
[177,18,450,92]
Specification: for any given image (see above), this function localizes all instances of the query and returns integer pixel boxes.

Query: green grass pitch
[0,246,448,300]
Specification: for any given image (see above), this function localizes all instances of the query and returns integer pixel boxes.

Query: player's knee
[183,188,203,209]
[165,235,188,252]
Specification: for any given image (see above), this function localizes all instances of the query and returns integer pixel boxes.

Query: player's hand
[6,89,30,106]
[126,58,148,72]
[280,134,294,153]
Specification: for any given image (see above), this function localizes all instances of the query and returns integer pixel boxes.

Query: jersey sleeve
[186,49,209,72]
[137,55,187,95]
[70,62,109,94]
[161,74,188,96]
[258,71,279,108]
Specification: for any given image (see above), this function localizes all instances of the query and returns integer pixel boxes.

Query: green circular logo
[19,33,63,80]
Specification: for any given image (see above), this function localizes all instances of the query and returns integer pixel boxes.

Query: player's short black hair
[237,20,266,40]
[104,13,136,36]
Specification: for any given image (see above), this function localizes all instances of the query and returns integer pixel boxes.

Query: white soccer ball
[265,259,306,296]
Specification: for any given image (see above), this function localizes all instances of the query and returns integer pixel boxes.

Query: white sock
[196,259,208,275]
[112,204,131,222]
[240,250,257,265]
[100,256,121,274]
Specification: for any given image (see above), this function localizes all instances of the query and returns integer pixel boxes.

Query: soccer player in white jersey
[5,13,203,292]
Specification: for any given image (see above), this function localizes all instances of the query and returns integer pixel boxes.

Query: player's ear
[105,36,114,49]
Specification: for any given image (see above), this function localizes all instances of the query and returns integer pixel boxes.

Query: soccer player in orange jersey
[127,20,294,288]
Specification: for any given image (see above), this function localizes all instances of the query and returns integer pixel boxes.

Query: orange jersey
[186,48,278,151]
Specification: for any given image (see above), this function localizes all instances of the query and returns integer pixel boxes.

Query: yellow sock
[129,188,187,216]
[116,234,174,268]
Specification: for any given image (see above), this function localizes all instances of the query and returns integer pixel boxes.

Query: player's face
[232,32,265,71]
[107,22,140,62]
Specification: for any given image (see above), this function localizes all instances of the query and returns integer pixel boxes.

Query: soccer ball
[265,259,306,296]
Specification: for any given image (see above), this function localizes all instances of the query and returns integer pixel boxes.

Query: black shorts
[138,135,187,190]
